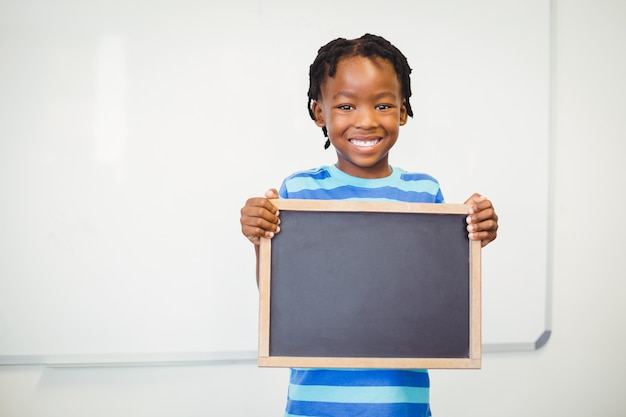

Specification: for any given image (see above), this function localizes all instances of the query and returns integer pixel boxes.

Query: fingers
[240,193,281,245]
[465,193,499,247]
[467,220,498,247]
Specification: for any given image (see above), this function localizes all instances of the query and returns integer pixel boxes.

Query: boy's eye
[337,105,354,111]
[376,104,392,110]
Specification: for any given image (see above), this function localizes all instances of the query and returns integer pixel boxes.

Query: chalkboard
[258,200,482,369]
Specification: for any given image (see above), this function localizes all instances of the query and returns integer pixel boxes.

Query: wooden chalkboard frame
[258,199,481,369]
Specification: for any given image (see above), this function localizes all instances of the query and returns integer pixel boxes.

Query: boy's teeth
[351,139,379,147]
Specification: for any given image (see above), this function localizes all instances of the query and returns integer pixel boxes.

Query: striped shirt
[279,165,444,204]
[278,164,444,417]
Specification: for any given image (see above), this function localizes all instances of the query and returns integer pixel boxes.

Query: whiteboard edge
[0,351,258,367]
[0,332,553,366]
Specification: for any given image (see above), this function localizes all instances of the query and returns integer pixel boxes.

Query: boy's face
[312,56,408,179]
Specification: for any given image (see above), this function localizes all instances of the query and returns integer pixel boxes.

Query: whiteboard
[0,0,551,365]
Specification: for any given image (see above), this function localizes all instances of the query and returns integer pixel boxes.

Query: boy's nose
[354,108,378,128]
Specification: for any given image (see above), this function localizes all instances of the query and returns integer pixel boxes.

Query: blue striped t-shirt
[279,164,444,204]
[278,164,443,417]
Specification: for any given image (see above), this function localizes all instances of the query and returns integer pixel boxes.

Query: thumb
[464,193,486,205]
[264,188,279,199]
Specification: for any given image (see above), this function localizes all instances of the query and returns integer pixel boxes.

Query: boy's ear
[311,100,326,127]
[399,100,408,126]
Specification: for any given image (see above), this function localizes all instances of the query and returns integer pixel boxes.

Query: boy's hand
[240,189,281,246]
[464,193,498,247]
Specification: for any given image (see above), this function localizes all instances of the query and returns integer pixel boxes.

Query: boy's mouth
[349,138,381,147]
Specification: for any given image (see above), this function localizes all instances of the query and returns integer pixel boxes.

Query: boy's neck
[334,163,393,179]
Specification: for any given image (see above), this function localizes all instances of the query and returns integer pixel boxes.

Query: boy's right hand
[240,188,281,246]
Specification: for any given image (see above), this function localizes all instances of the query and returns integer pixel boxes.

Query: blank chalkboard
[258,200,482,369]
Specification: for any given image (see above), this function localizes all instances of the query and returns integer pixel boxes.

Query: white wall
[1,1,625,416]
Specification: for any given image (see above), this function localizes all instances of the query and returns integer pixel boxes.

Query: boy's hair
[307,33,414,149]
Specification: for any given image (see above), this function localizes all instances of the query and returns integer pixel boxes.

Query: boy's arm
[240,189,280,284]
[464,193,498,247]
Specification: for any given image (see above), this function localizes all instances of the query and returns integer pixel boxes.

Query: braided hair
[307,33,413,149]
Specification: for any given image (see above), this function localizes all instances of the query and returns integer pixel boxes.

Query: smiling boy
[240,33,498,417]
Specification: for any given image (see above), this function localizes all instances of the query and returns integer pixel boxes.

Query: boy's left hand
[464,193,498,247]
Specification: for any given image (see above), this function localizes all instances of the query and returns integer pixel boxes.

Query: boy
[240,34,498,417]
